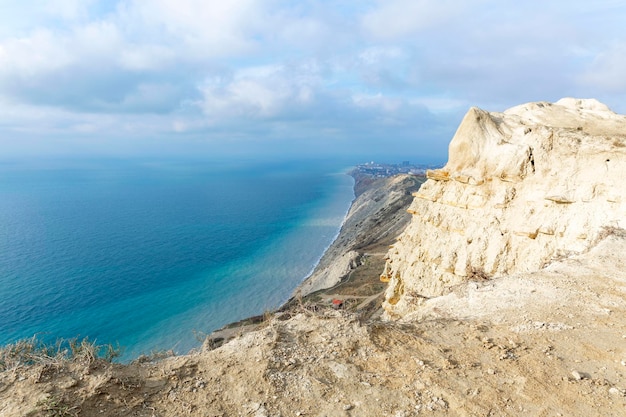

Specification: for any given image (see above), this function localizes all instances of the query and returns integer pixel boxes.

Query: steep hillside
[298,173,423,296]
[2,99,626,417]
[381,98,626,317]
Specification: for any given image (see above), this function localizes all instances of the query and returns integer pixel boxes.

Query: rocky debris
[382,98,626,318]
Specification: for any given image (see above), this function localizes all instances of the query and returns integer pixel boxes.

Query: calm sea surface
[0,158,354,360]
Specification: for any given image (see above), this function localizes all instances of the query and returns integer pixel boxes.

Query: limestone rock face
[382,98,626,318]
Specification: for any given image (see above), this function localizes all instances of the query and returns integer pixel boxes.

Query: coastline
[5,100,626,416]
[294,170,425,297]
[0,160,359,362]
[288,169,357,297]
[207,170,424,345]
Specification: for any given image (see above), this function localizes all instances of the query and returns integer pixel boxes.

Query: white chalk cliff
[382,98,626,317]
[3,98,626,417]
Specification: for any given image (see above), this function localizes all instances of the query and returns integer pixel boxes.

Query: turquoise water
[0,158,354,360]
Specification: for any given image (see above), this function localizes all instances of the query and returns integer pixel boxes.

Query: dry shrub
[36,395,79,417]
[597,226,626,240]
[0,336,121,371]
[468,267,491,282]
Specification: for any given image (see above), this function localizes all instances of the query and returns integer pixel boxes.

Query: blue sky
[1,0,625,161]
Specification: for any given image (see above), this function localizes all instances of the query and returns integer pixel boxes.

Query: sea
[0,158,355,361]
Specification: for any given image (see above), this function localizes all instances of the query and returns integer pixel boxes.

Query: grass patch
[0,336,121,371]
[35,395,79,417]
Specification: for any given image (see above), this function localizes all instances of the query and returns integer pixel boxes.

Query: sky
[1,0,625,162]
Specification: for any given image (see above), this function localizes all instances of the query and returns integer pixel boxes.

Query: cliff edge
[2,99,626,417]
[382,98,626,317]
[297,173,423,296]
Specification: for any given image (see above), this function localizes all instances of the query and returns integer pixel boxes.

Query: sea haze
[0,158,355,360]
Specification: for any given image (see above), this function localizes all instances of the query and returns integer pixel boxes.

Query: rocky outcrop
[382,98,626,317]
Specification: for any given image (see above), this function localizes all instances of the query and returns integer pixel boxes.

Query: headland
[2,98,626,416]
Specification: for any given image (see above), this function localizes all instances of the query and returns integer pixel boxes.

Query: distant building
[354,160,438,178]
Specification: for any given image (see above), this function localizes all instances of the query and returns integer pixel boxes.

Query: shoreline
[287,169,357,300]
[292,170,424,298]
[207,171,425,346]
[291,169,357,297]
[0,159,360,362]
[5,99,626,416]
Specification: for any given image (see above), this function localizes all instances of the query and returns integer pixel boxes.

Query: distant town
[354,161,440,178]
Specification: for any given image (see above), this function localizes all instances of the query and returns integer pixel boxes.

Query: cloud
[579,42,626,94]
[0,16,191,113]
[0,0,271,110]
[197,63,321,120]
[352,93,402,113]
[358,1,626,110]
[361,0,473,40]
[44,0,97,22]
[1,0,626,158]
[120,0,267,57]
[0,29,74,78]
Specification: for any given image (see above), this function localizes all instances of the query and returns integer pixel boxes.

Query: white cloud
[358,46,405,66]
[579,42,626,93]
[0,0,315,114]
[119,44,175,71]
[44,0,96,22]
[121,0,267,57]
[200,76,289,118]
[71,20,124,61]
[409,97,466,113]
[0,29,74,79]
[1,0,626,158]
[197,63,321,119]
[352,93,402,112]
[361,0,473,40]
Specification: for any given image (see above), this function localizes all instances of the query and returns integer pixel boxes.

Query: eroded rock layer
[382,98,626,317]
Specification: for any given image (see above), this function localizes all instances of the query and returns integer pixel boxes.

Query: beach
[207,171,425,345]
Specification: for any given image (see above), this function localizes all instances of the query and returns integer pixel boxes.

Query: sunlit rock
[382,98,626,318]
